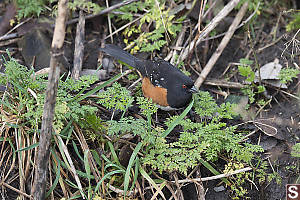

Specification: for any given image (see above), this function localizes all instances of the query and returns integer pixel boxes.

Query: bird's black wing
[142,60,174,88]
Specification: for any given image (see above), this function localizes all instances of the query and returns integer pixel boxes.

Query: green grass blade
[123,142,142,197]
[162,98,194,138]
[108,141,121,166]
[84,150,91,182]
[130,157,140,191]
[94,169,124,193]
[0,99,15,112]
[4,123,20,128]
[84,150,92,199]
[73,73,122,102]
[104,163,125,171]
[72,141,84,162]
[70,84,90,102]
[91,150,102,167]
[16,142,39,152]
[59,119,74,138]
[46,151,61,198]
[101,154,111,163]
[199,158,230,185]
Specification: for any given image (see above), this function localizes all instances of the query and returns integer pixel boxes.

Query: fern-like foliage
[97,82,134,113]
[291,143,300,158]
[1,55,98,134]
[278,68,300,84]
[113,0,183,52]
[136,96,158,116]
[143,91,263,175]
[107,117,147,137]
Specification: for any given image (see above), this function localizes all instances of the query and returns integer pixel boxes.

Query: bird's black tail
[99,44,139,69]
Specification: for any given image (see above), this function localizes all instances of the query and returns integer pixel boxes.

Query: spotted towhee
[99,44,198,110]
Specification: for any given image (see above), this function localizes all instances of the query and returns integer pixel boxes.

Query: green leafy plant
[15,0,102,21]
[1,55,99,133]
[97,82,134,118]
[0,53,268,199]
[238,58,266,105]
[136,96,158,116]
[291,143,300,158]
[238,59,255,83]
[224,162,250,199]
[107,117,147,137]
[113,0,183,52]
[68,0,102,13]
[127,73,139,81]
[15,0,47,20]
[0,53,125,199]
[253,159,282,186]
[278,68,300,84]
[286,13,300,32]
[143,92,263,174]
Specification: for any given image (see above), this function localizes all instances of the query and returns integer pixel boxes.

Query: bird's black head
[166,74,198,109]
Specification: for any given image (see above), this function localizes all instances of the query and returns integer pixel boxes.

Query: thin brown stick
[106,0,113,43]
[204,78,245,89]
[165,183,178,200]
[66,0,138,26]
[31,0,68,199]
[194,1,249,88]
[173,173,184,200]
[172,167,252,184]
[194,169,205,200]
[178,0,218,65]
[188,0,207,63]
[104,13,145,39]
[169,25,187,64]
[0,38,20,47]
[74,123,101,182]
[257,34,285,52]
[180,0,240,61]
[1,17,32,38]
[1,181,33,199]
[202,1,260,42]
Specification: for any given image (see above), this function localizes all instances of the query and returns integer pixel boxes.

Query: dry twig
[172,167,252,184]
[179,0,240,61]
[194,1,249,88]
[72,10,85,80]
[31,0,68,199]
[66,0,138,26]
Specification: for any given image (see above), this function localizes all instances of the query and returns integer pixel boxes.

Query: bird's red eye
[182,84,187,89]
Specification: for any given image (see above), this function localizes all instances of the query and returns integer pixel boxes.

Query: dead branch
[31,0,68,199]
[204,78,245,89]
[194,1,249,88]
[72,10,85,80]
[180,0,240,61]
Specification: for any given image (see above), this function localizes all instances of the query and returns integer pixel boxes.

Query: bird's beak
[189,86,198,93]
